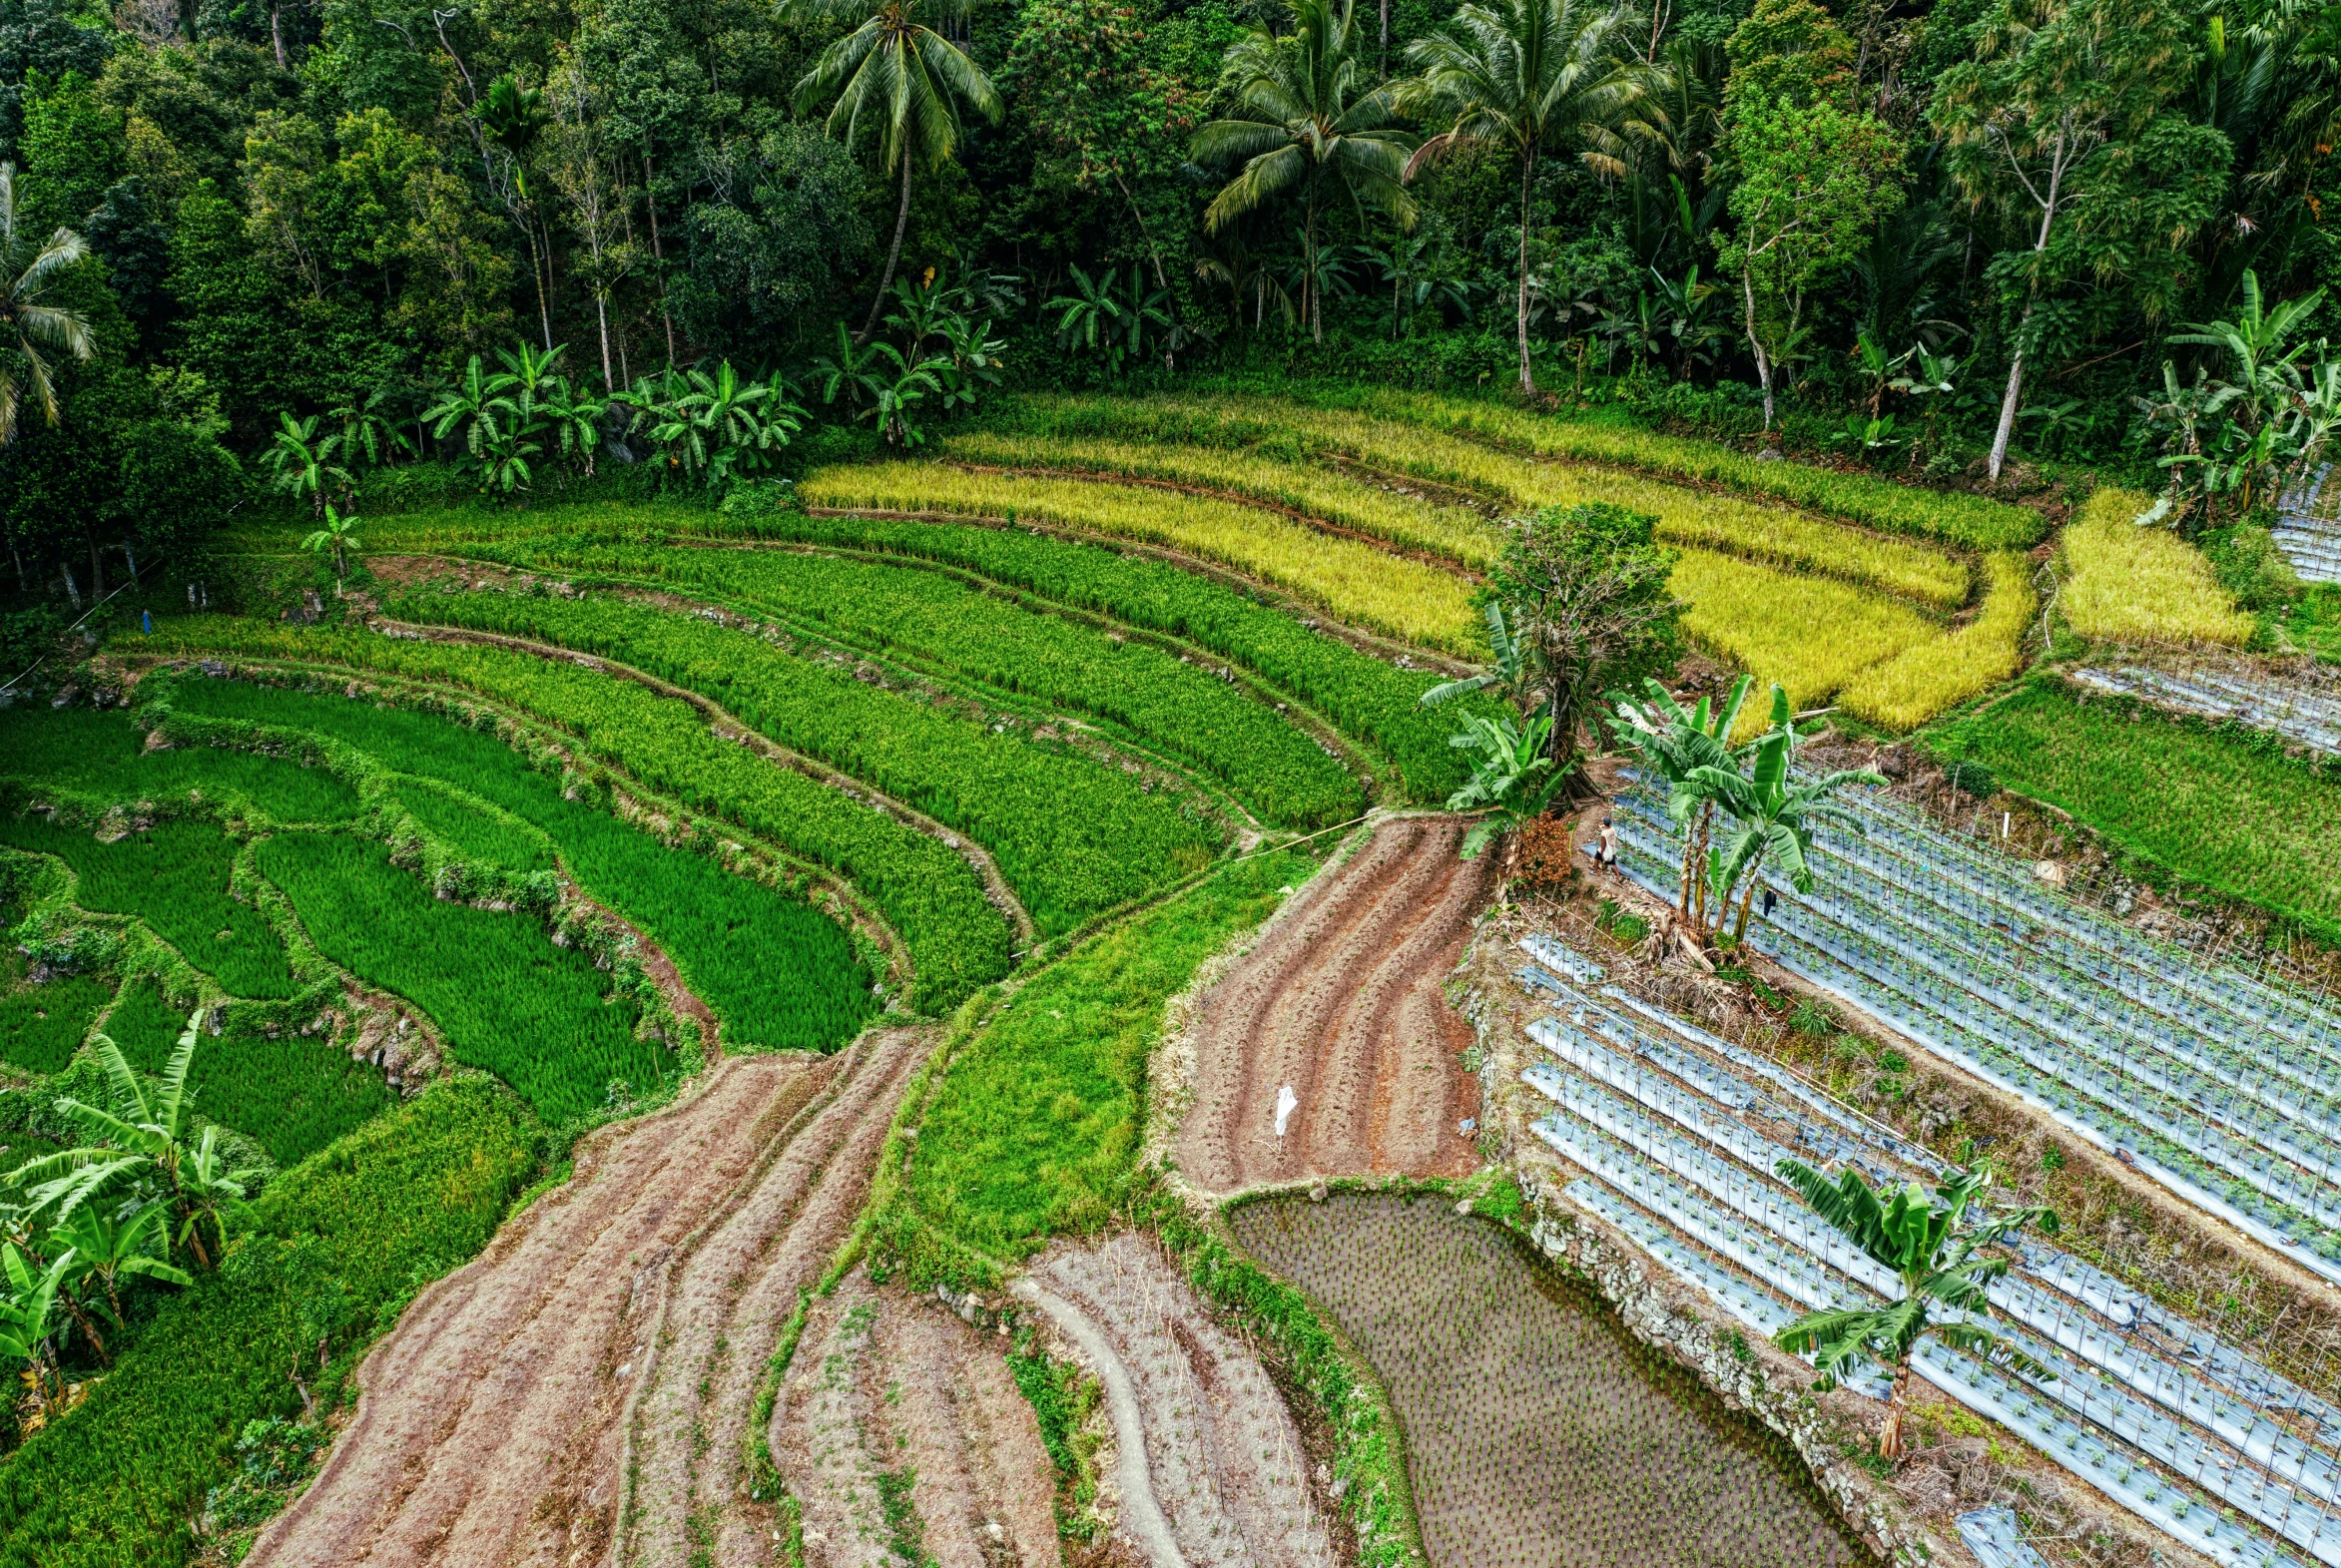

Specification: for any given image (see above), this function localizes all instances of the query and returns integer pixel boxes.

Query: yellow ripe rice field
[2060,487,2256,648]
[796,463,1479,653]
[939,430,1507,569]
[1838,552,2038,731]
[1669,550,1942,735]
[1017,394,1973,610]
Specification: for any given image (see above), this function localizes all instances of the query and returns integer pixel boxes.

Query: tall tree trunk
[61,562,81,612]
[1306,196,1323,344]
[644,152,677,366]
[87,533,104,604]
[1987,324,2028,483]
[1989,125,2069,481]
[270,1,286,69]
[1380,0,1389,75]
[860,156,915,346]
[526,225,553,352]
[1516,151,1536,393]
[595,291,614,390]
[1741,259,1775,433]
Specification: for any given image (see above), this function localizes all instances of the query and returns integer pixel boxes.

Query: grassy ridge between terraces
[139,619,1010,1010]
[0,1078,542,1568]
[155,675,878,1050]
[386,587,1219,932]
[440,541,1366,828]
[1934,678,2341,941]
[448,506,1481,802]
[879,847,1313,1282]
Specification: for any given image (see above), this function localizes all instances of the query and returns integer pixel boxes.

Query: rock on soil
[242,1027,933,1568]
[1178,816,1489,1193]
[775,1275,1059,1568]
[1014,1234,1340,1568]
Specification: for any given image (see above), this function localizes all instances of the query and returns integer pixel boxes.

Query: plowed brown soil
[242,1027,932,1568]
[775,1275,1059,1568]
[1178,816,1491,1193]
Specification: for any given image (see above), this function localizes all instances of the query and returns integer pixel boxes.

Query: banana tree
[0,1242,74,1414]
[1605,672,1752,932]
[326,386,414,469]
[300,502,362,584]
[1419,602,1535,715]
[856,345,945,449]
[1773,1161,2058,1460]
[54,1197,188,1330]
[261,412,351,516]
[1444,710,1575,878]
[540,375,608,476]
[1685,684,1884,945]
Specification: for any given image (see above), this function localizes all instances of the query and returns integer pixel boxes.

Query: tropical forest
[3,0,2341,1562]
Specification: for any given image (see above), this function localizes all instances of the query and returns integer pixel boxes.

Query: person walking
[1596,815,1618,868]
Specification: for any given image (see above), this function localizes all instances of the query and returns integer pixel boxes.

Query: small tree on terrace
[1774,1161,2058,1460]
[1606,671,1753,931]
[1431,502,1679,780]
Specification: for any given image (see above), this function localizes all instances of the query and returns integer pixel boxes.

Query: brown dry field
[243,1026,931,1568]
[775,1275,1060,1568]
[1178,815,1490,1193]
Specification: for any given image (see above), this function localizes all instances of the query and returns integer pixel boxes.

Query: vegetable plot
[1509,934,2341,1568]
[390,588,1220,933]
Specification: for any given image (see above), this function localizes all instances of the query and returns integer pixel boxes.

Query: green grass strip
[1933,678,2341,942]
[883,848,1312,1278]
[387,588,1220,935]
[457,541,1367,830]
[0,1077,542,1568]
[258,832,670,1124]
[157,677,878,1051]
[0,707,361,826]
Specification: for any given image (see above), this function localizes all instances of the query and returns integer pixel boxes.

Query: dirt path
[775,1276,1059,1568]
[242,1027,932,1568]
[1013,1236,1340,1568]
[1177,817,1491,1193]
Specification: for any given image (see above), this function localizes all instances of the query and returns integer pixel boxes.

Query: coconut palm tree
[1773,1161,2057,1460]
[10,1020,260,1272]
[789,0,1002,344]
[1192,0,1417,343]
[0,163,95,447]
[1686,684,1884,944]
[1400,0,1652,391]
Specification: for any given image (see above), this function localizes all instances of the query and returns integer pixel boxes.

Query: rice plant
[258,832,669,1125]
[1669,550,1940,731]
[0,707,360,825]
[414,542,1365,829]
[383,776,555,873]
[0,969,108,1076]
[2062,487,2257,648]
[0,812,298,999]
[161,676,878,1051]
[796,464,1479,653]
[144,618,1007,1009]
[389,588,1222,934]
[1009,393,1975,608]
[1837,551,2036,731]
[105,976,394,1169]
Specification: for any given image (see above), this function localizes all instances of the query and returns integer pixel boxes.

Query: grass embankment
[139,619,1010,1010]
[441,541,1367,829]
[387,588,1221,931]
[2060,487,2257,648]
[878,848,1313,1282]
[158,677,878,1050]
[1934,678,2341,941]
[0,1077,543,1568]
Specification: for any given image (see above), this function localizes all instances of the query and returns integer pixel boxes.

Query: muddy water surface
[1232,1191,1879,1568]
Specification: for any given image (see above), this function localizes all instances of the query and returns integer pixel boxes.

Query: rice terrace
[11,1,2341,1563]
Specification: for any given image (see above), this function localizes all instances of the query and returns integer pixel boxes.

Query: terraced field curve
[242,1026,932,1568]
[1178,816,1489,1192]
